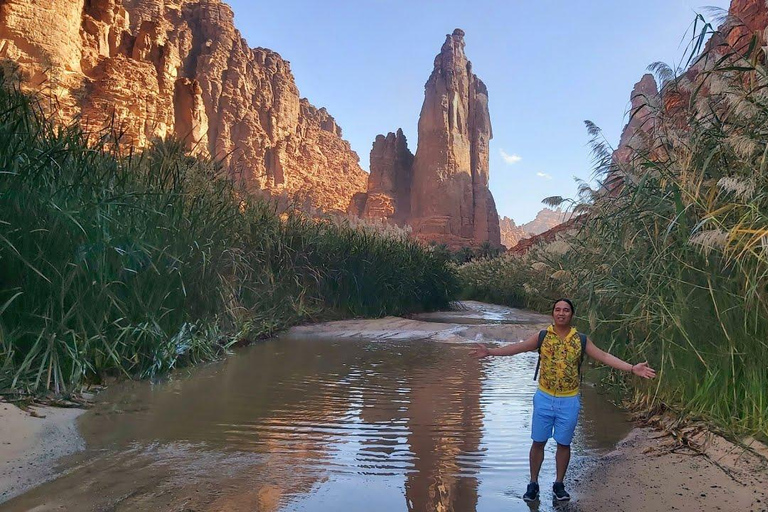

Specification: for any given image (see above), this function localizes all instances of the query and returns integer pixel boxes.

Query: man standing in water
[472,298,656,502]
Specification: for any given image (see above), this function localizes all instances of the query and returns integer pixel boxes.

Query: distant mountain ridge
[499,208,570,248]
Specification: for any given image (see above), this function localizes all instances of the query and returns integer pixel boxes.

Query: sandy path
[576,427,768,512]
[0,403,85,503]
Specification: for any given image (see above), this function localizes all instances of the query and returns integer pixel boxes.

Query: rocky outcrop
[521,208,571,236]
[727,0,768,47]
[609,0,768,193]
[0,0,367,212]
[348,128,414,224]
[410,29,500,247]
[500,208,570,250]
[499,216,528,249]
[510,217,580,255]
[608,74,659,192]
[351,29,501,248]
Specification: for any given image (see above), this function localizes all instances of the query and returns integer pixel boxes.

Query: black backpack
[533,330,588,381]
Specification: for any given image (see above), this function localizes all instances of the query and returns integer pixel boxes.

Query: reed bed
[0,79,457,395]
[459,20,768,438]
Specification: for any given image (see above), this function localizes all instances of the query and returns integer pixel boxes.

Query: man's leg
[525,391,553,502]
[555,443,570,482]
[529,441,547,482]
[551,394,580,501]
[530,390,554,483]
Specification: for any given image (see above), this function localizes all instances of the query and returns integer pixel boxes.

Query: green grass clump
[0,79,457,395]
[458,19,768,438]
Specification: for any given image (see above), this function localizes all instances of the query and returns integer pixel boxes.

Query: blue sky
[226,0,730,224]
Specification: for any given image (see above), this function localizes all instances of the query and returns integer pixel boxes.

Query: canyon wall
[609,0,768,192]
[498,217,527,249]
[0,0,367,212]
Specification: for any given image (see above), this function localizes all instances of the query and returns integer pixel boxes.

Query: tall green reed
[0,78,457,395]
[458,18,768,437]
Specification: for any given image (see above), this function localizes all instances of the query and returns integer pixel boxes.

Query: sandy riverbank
[576,426,768,512]
[0,402,85,503]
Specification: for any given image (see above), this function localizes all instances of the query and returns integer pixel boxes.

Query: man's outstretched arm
[471,333,539,358]
[585,338,656,378]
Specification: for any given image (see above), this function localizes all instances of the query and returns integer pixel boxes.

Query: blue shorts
[531,389,581,446]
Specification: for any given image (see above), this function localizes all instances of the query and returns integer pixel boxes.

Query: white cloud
[500,149,522,165]
[536,172,552,180]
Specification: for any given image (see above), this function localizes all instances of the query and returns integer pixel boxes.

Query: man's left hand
[631,361,656,379]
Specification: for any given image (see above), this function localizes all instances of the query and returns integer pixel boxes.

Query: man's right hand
[471,343,491,358]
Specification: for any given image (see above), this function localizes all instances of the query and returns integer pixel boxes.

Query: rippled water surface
[4,310,631,511]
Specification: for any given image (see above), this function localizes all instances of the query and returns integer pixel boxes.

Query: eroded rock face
[0,0,366,212]
[727,0,768,47]
[498,217,527,249]
[499,209,571,250]
[352,29,500,248]
[410,29,500,247]
[610,0,768,193]
[349,128,414,223]
[521,208,571,236]
[607,74,661,191]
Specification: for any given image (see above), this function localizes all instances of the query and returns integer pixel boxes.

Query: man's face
[552,301,573,327]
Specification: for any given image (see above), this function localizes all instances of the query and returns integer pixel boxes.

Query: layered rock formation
[521,208,571,236]
[349,128,414,224]
[727,0,768,47]
[498,217,527,249]
[607,74,659,192]
[351,29,501,248]
[499,208,570,250]
[410,29,499,247]
[609,0,768,193]
[510,217,580,255]
[0,0,367,212]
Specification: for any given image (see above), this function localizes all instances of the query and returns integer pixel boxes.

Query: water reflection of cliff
[403,359,483,511]
[7,338,487,511]
[352,343,485,512]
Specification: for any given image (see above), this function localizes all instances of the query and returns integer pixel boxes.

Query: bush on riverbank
[459,21,768,438]
[0,79,457,394]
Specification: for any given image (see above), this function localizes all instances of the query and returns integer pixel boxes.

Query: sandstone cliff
[410,29,500,247]
[609,0,768,192]
[608,74,659,192]
[498,216,527,249]
[349,128,414,224]
[510,217,580,255]
[0,0,367,212]
[521,208,570,236]
[351,29,501,248]
[499,208,570,249]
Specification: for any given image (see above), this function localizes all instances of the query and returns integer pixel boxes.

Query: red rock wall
[0,0,367,212]
[352,29,501,249]
[409,29,501,248]
[349,128,414,224]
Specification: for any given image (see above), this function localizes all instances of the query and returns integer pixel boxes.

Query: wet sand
[577,427,768,512]
[0,402,85,503]
[282,300,551,344]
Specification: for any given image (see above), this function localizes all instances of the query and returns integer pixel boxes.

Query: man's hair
[552,298,575,316]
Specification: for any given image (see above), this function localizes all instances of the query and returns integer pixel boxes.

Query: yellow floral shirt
[538,325,582,397]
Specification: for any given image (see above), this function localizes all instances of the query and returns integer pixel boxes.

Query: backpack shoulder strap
[578,333,588,380]
[537,330,547,351]
[533,330,547,381]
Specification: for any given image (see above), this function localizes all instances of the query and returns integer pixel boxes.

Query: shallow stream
[3,303,631,511]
